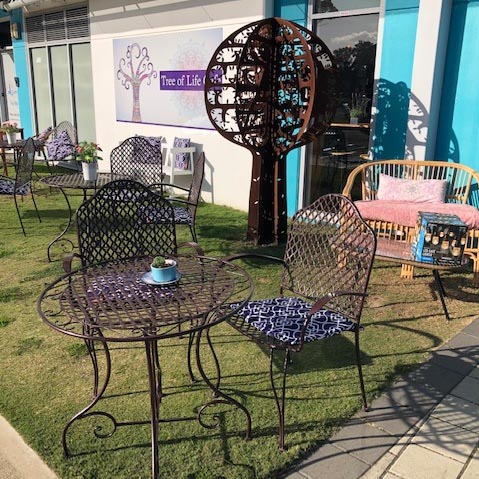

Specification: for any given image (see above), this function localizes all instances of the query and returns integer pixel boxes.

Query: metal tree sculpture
[117,43,157,123]
[205,18,337,244]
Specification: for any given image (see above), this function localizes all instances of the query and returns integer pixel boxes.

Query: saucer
[141,271,181,286]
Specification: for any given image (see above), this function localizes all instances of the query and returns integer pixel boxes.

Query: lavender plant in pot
[150,256,177,283]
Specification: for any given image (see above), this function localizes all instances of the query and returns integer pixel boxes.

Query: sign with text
[114,28,222,129]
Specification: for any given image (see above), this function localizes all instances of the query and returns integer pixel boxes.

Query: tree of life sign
[205,18,337,245]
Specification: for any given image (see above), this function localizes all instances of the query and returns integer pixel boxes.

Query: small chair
[149,152,205,242]
[0,138,41,235]
[226,194,376,449]
[163,137,196,185]
[111,136,164,186]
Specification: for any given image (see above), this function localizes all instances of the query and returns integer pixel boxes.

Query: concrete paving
[284,317,479,479]
[0,415,57,479]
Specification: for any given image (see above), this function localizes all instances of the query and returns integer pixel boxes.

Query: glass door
[30,42,95,141]
[305,1,380,203]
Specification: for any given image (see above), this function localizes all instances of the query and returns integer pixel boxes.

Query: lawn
[0,165,478,478]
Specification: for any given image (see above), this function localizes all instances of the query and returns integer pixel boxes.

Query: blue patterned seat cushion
[138,205,192,225]
[230,297,356,345]
[0,178,30,195]
[173,137,191,170]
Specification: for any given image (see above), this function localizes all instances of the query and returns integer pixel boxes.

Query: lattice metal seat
[110,136,164,186]
[226,194,376,449]
[0,138,41,235]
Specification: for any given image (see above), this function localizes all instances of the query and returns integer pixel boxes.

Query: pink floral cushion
[376,174,447,203]
[355,200,479,229]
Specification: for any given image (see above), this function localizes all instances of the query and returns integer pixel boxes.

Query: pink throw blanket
[355,200,479,229]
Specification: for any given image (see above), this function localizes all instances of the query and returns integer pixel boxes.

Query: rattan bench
[342,160,479,285]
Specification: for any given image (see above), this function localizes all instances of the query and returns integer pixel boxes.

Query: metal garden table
[375,238,467,321]
[37,255,253,479]
[40,173,126,261]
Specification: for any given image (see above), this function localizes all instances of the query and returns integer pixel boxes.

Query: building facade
[1,0,478,213]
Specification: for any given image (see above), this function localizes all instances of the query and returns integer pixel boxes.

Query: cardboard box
[411,212,468,266]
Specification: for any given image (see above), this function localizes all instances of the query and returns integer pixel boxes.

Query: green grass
[0,164,478,478]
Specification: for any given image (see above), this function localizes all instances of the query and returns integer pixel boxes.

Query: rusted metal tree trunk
[205,18,337,245]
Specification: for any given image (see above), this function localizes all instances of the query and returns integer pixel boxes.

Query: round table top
[37,255,253,342]
[40,172,126,190]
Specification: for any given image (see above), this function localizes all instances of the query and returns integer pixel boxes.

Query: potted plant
[75,141,103,181]
[150,255,178,283]
[344,93,367,125]
[1,121,20,144]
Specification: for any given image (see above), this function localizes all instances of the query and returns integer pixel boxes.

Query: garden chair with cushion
[110,136,164,186]
[46,121,78,168]
[0,138,41,235]
[149,152,206,242]
[225,194,376,449]
[63,179,203,393]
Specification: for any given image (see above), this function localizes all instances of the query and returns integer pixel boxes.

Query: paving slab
[283,442,370,479]
[411,416,479,463]
[430,395,479,432]
[461,448,479,479]
[450,375,479,405]
[390,444,463,479]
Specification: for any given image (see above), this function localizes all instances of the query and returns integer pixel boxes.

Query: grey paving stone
[462,448,479,479]
[460,319,479,340]
[403,362,464,395]
[431,395,479,432]
[358,395,425,437]
[450,375,479,405]
[468,365,479,380]
[329,419,398,465]
[285,443,369,479]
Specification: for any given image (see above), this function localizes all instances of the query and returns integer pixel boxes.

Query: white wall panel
[89,0,269,210]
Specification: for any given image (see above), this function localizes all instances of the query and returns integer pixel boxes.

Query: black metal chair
[110,136,164,186]
[64,179,203,391]
[226,194,376,449]
[150,152,205,242]
[0,138,41,235]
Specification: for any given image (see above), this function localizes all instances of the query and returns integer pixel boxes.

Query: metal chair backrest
[15,138,36,191]
[76,179,177,267]
[186,152,205,218]
[52,121,77,145]
[281,194,376,322]
[110,136,163,186]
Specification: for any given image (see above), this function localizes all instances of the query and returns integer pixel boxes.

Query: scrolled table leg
[47,187,75,262]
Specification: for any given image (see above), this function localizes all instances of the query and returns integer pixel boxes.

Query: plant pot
[150,259,177,283]
[6,132,17,144]
[350,117,359,125]
[82,161,98,181]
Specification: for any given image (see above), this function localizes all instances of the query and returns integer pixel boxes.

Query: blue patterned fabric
[138,205,192,225]
[0,178,30,195]
[46,130,74,161]
[143,136,164,154]
[230,297,356,345]
[37,126,53,141]
[173,137,191,170]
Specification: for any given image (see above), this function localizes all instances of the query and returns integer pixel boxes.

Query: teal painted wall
[371,0,418,160]
[11,9,33,137]
[436,0,479,173]
[275,0,308,216]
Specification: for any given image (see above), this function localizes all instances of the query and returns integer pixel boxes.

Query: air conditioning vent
[25,15,45,44]
[26,6,90,44]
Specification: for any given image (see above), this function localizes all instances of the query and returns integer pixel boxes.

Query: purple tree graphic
[117,43,157,123]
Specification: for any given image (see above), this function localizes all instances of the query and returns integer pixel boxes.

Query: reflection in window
[315,0,380,14]
[314,14,378,123]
